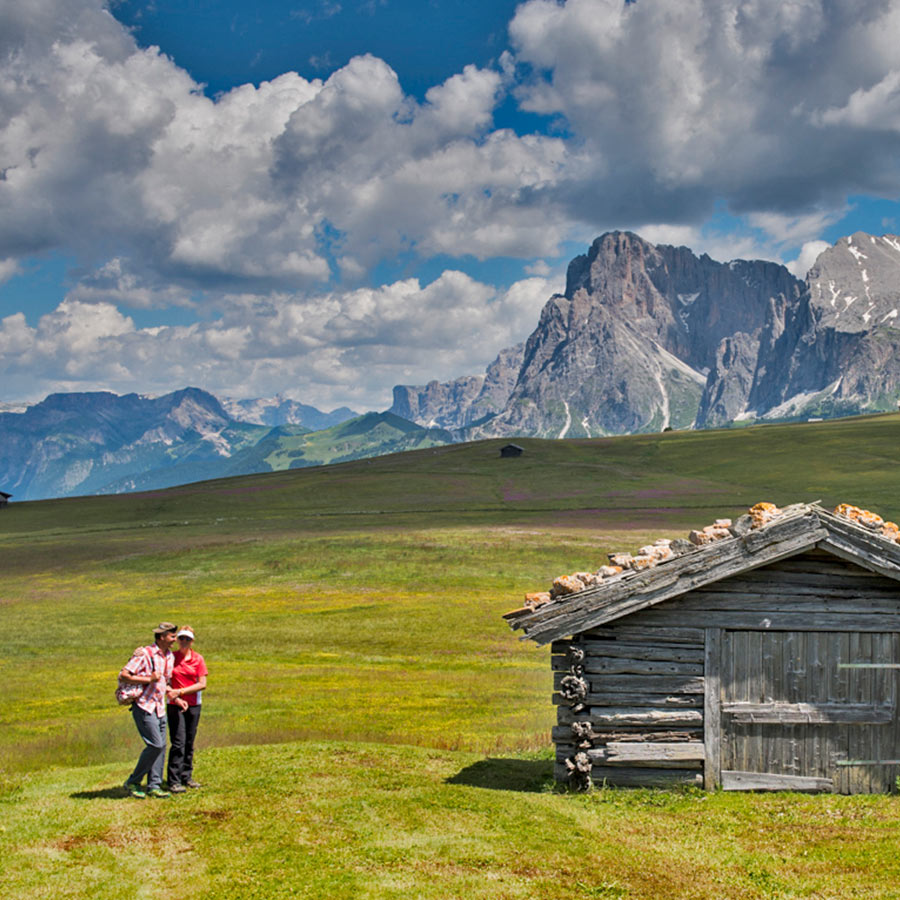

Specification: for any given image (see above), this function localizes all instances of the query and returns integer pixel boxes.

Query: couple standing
[119,622,208,798]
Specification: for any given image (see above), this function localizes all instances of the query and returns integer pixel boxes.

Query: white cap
[176,628,195,640]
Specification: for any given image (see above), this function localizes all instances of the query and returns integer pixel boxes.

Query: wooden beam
[588,741,705,768]
[836,759,900,766]
[577,674,705,694]
[704,627,722,791]
[554,692,703,709]
[591,768,704,788]
[581,708,703,727]
[722,701,893,725]
[551,656,702,676]
[622,609,900,632]
[552,725,701,742]
[581,626,704,645]
[551,640,704,662]
[721,770,834,792]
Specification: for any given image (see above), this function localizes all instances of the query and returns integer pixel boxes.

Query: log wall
[551,549,900,791]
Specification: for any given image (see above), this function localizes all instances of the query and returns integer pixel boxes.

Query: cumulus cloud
[509,0,900,231]
[0,0,567,300]
[0,272,558,408]
[786,240,831,278]
[0,258,21,284]
[7,0,900,409]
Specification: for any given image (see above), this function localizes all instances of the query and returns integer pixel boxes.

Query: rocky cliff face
[391,230,900,437]
[478,233,805,437]
[390,344,525,430]
[736,232,900,421]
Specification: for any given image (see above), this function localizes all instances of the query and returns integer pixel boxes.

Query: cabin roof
[504,502,900,645]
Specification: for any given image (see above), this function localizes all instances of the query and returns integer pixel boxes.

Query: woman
[166,626,208,792]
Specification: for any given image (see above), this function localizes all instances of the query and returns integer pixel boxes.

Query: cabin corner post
[704,627,723,790]
[558,638,593,791]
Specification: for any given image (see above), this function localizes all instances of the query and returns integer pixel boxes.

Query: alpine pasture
[3,416,900,899]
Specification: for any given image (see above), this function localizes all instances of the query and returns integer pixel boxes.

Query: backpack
[116,646,154,706]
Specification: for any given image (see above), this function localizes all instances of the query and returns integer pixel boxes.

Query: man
[119,622,187,798]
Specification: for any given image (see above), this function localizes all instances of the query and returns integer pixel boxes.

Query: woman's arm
[173,675,207,698]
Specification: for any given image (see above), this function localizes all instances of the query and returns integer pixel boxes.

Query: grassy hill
[4,413,900,899]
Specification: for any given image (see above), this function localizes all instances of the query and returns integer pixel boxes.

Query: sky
[4,0,900,411]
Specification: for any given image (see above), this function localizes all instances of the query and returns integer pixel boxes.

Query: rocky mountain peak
[807,232,900,333]
[396,229,900,438]
[565,231,664,308]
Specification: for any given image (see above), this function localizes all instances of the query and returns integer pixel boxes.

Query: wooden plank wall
[551,549,900,791]
[551,624,706,788]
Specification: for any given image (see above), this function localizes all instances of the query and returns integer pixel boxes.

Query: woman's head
[176,626,195,648]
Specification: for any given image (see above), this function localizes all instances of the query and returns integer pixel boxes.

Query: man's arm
[119,649,162,684]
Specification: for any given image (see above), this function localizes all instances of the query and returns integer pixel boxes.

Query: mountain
[220,396,358,429]
[0,388,262,500]
[391,230,900,437]
[0,390,451,500]
[251,412,453,471]
[389,344,525,430]
[724,232,900,424]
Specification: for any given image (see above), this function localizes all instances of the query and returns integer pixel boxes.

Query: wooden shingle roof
[505,502,900,645]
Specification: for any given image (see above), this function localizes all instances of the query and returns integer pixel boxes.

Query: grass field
[3,417,900,898]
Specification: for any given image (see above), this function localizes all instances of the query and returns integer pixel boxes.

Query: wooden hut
[505,502,900,794]
[0,491,10,509]
[500,443,524,458]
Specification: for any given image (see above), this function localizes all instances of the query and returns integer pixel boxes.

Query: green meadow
[4,415,900,899]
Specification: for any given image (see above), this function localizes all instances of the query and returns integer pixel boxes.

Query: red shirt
[170,650,208,707]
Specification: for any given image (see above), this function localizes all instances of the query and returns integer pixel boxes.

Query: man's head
[153,621,178,650]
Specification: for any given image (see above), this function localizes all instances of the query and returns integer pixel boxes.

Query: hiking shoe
[148,787,171,798]
[124,781,146,799]
[169,783,186,793]
[185,779,202,789]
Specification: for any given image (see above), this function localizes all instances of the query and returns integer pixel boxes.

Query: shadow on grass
[446,757,554,793]
[70,787,129,800]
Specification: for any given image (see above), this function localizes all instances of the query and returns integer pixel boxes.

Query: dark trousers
[167,703,201,786]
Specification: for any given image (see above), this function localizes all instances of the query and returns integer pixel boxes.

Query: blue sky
[3,0,900,409]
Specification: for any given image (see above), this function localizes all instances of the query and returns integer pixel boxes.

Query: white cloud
[816,70,900,129]
[0,272,557,409]
[525,259,551,276]
[786,240,831,278]
[509,0,900,230]
[0,2,568,300]
[69,258,193,309]
[0,258,20,284]
[6,0,900,409]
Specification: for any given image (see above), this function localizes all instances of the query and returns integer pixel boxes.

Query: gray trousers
[127,705,168,789]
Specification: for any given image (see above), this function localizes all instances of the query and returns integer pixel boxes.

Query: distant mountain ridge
[390,230,900,436]
[220,396,358,429]
[9,230,900,500]
[0,389,449,500]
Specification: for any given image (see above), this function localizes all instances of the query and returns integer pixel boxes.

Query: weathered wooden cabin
[505,503,900,793]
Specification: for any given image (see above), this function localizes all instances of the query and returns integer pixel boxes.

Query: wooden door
[717,631,898,793]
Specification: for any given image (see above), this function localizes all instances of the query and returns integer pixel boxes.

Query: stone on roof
[505,501,900,645]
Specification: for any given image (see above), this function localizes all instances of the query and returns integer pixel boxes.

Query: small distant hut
[505,502,900,794]
[0,491,10,509]
[500,443,524,458]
